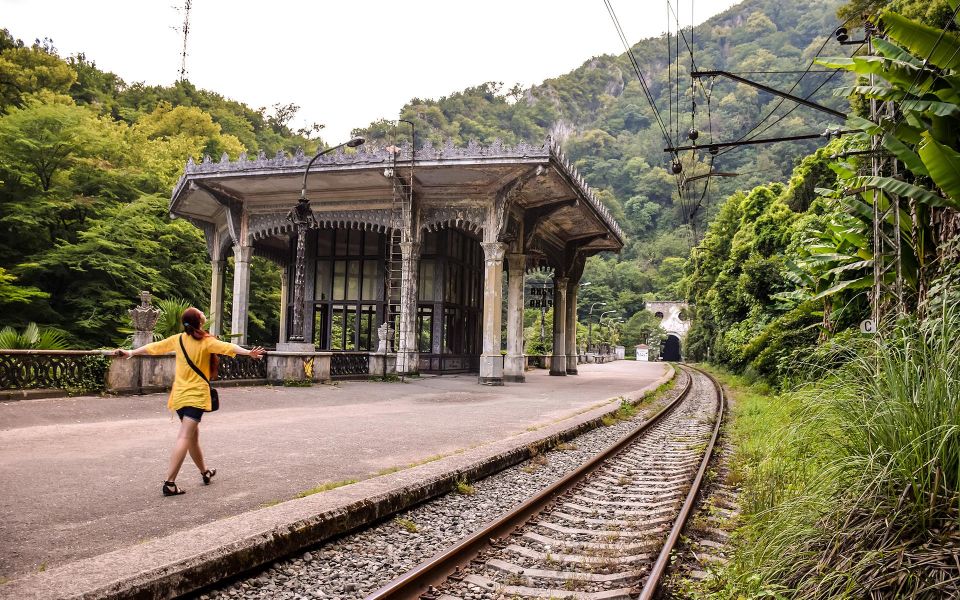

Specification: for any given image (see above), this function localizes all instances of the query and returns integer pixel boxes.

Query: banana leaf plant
[814,1,960,312]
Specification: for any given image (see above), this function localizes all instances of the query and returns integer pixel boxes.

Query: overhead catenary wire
[667,2,674,146]
[719,30,837,152]
[666,0,711,98]
[604,0,676,157]
[716,62,851,156]
[605,0,690,231]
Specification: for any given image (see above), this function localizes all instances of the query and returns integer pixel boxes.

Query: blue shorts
[176,406,204,422]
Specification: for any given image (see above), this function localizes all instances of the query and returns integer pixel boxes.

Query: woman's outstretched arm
[232,345,266,360]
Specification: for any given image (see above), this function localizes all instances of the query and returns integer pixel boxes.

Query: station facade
[169,139,625,385]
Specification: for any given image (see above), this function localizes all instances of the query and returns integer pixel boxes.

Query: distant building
[645,301,690,361]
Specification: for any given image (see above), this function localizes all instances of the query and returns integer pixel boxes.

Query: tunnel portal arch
[661,333,682,361]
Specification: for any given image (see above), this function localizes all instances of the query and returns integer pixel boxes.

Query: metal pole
[289,138,365,343]
[288,222,309,341]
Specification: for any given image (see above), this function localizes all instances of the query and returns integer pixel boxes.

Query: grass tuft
[282,378,313,387]
[294,479,357,498]
[394,517,418,533]
[454,478,476,495]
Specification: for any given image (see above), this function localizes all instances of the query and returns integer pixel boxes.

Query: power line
[725,69,837,74]
[603,0,675,156]
[667,2,674,146]
[711,20,857,154]
[717,65,847,156]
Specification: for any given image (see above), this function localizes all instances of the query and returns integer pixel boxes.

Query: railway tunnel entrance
[662,333,681,361]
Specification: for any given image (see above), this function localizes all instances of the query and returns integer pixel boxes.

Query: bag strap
[178,334,210,386]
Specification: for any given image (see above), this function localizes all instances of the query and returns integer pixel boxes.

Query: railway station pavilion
[169,139,624,385]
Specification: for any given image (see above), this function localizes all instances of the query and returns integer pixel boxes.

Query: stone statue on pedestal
[129,291,161,349]
[375,322,393,354]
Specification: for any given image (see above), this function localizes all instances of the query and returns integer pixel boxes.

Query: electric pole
[177,0,192,82]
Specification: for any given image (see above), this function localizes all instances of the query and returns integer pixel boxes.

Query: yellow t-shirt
[142,334,238,411]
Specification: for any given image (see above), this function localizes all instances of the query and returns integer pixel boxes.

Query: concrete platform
[0,361,670,599]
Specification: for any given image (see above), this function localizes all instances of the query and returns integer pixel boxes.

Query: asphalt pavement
[0,361,667,584]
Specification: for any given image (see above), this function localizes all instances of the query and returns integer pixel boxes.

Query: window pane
[348,229,362,256]
[317,229,333,257]
[364,231,379,256]
[347,260,360,300]
[417,305,432,353]
[418,260,434,301]
[330,306,345,350]
[445,263,457,302]
[335,229,348,255]
[362,260,379,300]
[316,260,331,301]
[359,304,376,351]
[344,308,357,350]
[333,261,346,300]
[313,305,329,349]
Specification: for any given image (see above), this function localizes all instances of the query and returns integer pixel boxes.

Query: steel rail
[637,364,726,599]
[365,366,704,600]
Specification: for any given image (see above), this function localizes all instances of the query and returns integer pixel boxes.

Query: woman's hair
[181,307,211,341]
[181,306,219,379]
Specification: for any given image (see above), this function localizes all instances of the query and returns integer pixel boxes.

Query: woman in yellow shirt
[119,307,265,496]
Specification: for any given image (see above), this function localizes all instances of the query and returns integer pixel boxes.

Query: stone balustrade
[0,350,399,400]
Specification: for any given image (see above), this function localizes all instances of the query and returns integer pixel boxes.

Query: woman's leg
[187,424,207,473]
[165,417,199,483]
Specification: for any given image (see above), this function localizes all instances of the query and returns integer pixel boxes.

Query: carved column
[278,268,289,343]
[550,275,569,376]
[504,253,526,383]
[208,259,225,337]
[566,279,579,375]
[396,241,421,375]
[479,241,507,385]
[230,244,253,345]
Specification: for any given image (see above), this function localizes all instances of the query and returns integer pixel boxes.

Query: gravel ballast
[194,371,689,600]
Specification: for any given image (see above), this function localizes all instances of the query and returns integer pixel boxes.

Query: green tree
[0,39,76,110]
[0,93,105,192]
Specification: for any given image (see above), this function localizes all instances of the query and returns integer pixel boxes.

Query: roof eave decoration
[170,138,625,245]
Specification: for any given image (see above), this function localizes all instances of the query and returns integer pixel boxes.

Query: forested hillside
[0,0,853,348]
[0,0,954,359]
[355,0,851,321]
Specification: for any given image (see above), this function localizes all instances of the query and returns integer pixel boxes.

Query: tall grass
[711,302,960,599]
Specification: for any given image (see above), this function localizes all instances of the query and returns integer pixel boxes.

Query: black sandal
[201,469,216,485]
[162,481,185,496]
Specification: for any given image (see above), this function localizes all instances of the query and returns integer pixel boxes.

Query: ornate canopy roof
[169,138,625,261]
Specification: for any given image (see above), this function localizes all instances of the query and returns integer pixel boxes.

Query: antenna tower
[178,0,192,81]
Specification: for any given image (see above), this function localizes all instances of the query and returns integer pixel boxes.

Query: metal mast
[866,29,904,328]
[178,0,192,81]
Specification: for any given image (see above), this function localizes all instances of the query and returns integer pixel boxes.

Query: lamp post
[597,309,617,342]
[287,137,365,343]
[587,301,606,351]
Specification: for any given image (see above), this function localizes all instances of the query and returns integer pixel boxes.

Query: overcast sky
[2,0,741,143]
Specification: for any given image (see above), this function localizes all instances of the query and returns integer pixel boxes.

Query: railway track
[365,365,725,600]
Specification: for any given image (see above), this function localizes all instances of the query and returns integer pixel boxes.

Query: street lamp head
[291,198,312,225]
[346,137,365,148]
